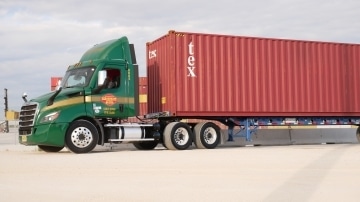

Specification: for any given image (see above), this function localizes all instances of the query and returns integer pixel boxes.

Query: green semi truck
[19,37,166,153]
[19,31,360,153]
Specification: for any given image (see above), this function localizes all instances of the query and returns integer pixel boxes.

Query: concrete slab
[1,143,360,202]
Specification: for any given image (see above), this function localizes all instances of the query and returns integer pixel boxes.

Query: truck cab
[18,37,159,153]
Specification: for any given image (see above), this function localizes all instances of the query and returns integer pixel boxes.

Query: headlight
[41,111,60,123]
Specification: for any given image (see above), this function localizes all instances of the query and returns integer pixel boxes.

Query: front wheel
[163,122,193,150]
[194,122,221,149]
[356,126,360,143]
[65,120,99,154]
[38,145,64,152]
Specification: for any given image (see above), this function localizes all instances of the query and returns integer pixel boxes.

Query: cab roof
[80,36,130,62]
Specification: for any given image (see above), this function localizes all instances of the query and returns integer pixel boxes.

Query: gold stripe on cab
[85,95,135,103]
[42,97,84,111]
[42,95,135,112]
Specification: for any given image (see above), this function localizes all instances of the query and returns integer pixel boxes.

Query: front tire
[194,122,221,149]
[356,126,360,143]
[65,120,99,154]
[163,122,193,150]
[38,145,64,152]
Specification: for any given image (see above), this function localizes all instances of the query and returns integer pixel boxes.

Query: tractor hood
[28,87,84,107]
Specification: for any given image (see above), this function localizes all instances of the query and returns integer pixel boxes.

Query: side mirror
[98,70,107,86]
[94,70,108,94]
[22,93,28,102]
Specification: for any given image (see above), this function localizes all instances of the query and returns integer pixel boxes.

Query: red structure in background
[138,77,148,116]
[50,77,62,91]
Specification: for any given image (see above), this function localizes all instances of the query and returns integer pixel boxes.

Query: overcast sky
[1,0,360,120]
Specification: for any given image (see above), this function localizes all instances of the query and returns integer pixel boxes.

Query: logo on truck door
[187,41,196,77]
[101,94,117,106]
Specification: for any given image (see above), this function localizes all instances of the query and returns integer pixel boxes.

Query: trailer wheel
[356,126,360,143]
[65,120,99,154]
[38,145,64,152]
[163,122,193,150]
[133,141,158,150]
[194,122,221,149]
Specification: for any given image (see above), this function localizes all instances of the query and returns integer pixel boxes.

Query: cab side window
[105,69,121,89]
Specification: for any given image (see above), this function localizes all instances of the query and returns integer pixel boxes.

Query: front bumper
[19,122,69,147]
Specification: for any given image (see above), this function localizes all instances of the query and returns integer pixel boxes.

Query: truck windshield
[61,67,95,88]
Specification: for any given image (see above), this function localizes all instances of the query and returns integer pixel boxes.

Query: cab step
[108,138,155,142]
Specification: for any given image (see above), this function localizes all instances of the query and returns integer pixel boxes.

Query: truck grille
[19,103,38,135]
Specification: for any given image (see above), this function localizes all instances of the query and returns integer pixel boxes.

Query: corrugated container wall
[147,31,360,117]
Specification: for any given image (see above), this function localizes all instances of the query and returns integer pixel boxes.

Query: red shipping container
[147,30,360,117]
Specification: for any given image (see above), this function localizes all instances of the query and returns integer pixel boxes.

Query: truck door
[92,64,130,119]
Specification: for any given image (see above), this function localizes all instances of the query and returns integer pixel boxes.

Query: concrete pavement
[1,129,360,202]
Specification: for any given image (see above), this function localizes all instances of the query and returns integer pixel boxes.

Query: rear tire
[194,122,221,149]
[38,145,64,152]
[133,141,158,150]
[65,120,99,154]
[163,122,193,150]
[356,126,360,143]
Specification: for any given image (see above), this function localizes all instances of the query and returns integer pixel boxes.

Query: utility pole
[4,88,9,133]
